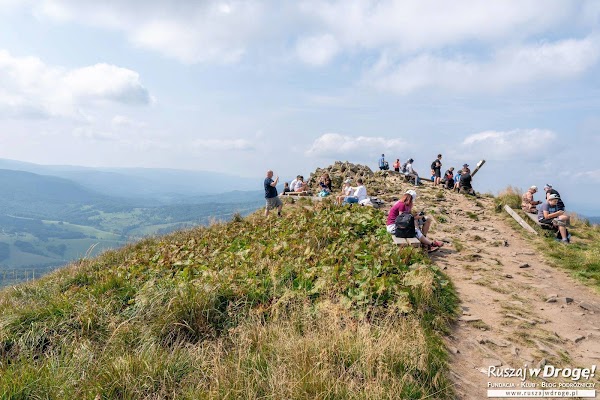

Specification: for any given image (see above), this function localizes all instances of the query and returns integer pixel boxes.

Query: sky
[0,1,599,214]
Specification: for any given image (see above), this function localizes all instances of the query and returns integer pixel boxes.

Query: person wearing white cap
[538,193,570,243]
[521,185,541,213]
[386,189,444,252]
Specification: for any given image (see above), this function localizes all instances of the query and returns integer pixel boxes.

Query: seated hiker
[521,185,541,213]
[282,182,292,194]
[378,154,389,170]
[386,189,443,252]
[289,175,301,192]
[393,158,401,172]
[336,178,354,205]
[442,167,454,190]
[343,178,367,204]
[538,194,571,243]
[459,166,475,195]
[318,173,332,196]
[543,184,565,211]
[404,158,421,186]
[292,176,308,193]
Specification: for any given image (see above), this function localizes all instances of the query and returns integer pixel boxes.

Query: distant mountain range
[588,216,600,225]
[0,158,259,202]
[0,162,264,276]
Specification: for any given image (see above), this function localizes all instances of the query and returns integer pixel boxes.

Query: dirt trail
[411,185,600,399]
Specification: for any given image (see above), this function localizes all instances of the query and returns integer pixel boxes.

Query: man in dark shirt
[264,170,283,217]
[544,184,565,211]
[459,167,474,195]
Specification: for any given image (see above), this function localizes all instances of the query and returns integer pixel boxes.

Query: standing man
[264,170,283,217]
[431,154,443,186]
[378,154,388,170]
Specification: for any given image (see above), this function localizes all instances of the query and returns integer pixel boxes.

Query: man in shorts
[431,154,442,186]
[264,170,283,217]
[538,194,570,243]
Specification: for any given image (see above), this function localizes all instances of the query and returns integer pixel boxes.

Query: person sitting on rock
[343,178,367,204]
[404,158,421,186]
[538,193,570,243]
[521,185,541,213]
[336,178,354,205]
[459,166,475,195]
[386,189,444,252]
[292,176,308,193]
[442,167,454,190]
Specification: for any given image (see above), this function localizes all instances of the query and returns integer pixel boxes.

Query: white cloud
[12,0,580,68]
[298,0,573,54]
[0,50,150,119]
[193,138,254,151]
[305,133,408,158]
[111,115,146,129]
[33,0,268,64]
[574,169,600,183]
[366,36,600,94]
[295,34,340,66]
[460,129,557,160]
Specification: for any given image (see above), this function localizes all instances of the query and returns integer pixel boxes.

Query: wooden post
[504,205,538,235]
[471,159,486,177]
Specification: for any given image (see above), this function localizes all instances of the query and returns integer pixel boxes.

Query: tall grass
[0,203,458,399]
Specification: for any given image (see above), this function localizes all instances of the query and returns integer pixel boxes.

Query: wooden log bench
[392,236,421,248]
[503,205,538,235]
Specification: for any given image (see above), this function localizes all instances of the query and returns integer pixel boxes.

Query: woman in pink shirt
[386,190,444,251]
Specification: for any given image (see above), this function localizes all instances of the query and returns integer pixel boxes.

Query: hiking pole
[471,159,486,177]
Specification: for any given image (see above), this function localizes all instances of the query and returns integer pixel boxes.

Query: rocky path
[420,187,600,399]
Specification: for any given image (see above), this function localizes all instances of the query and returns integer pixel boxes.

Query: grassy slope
[0,200,458,399]
[495,187,600,288]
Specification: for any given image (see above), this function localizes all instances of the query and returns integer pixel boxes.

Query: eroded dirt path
[416,186,600,399]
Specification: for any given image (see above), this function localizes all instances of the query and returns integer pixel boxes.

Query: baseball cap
[530,185,537,190]
[544,184,552,190]
[405,189,417,200]
[463,163,469,167]
[344,178,352,184]
[548,194,560,200]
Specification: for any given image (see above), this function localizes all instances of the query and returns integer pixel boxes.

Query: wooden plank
[504,205,538,235]
[392,236,421,248]
[406,237,421,248]
[471,159,486,177]
[524,211,541,225]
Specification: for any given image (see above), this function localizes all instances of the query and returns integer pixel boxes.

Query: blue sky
[0,1,599,214]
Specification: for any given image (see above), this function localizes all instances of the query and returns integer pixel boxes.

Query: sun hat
[548,194,560,200]
[405,189,417,200]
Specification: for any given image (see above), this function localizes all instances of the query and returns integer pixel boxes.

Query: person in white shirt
[336,179,354,205]
[289,175,300,192]
[405,158,421,186]
[343,178,367,204]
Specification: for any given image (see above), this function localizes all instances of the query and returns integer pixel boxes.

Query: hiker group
[521,184,571,244]
[381,153,476,195]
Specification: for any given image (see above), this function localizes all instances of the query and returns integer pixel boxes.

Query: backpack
[401,162,408,173]
[394,213,416,238]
